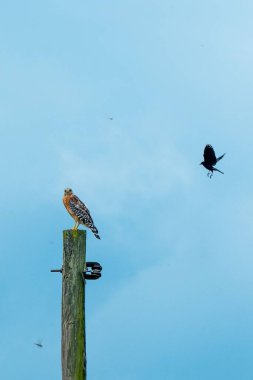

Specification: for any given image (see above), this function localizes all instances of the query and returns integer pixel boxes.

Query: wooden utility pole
[62,230,86,380]
[51,230,102,379]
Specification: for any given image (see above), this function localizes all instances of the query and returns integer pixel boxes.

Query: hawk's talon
[72,222,79,230]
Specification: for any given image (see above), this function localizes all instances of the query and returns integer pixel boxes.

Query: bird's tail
[213,167,224,174]
[217,153,225,162]
[90,225,100,239]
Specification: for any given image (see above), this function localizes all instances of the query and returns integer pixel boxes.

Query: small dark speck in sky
[105,113,114,120]
[34,341,43,348]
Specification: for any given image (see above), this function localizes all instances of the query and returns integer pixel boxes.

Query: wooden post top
[63,229,87,235]
[63,229,87,243]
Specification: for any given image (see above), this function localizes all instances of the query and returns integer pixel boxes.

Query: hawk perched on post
[200,144,225,178]
[63,188,100,239]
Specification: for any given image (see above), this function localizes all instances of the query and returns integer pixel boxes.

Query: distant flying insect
[34,340,43,348]
[200,144,225,178]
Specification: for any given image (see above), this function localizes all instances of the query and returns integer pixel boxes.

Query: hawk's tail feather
[89,224,101,239]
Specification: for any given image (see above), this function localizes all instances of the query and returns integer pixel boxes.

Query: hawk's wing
[203,144,216,165]
[69,195,94,225]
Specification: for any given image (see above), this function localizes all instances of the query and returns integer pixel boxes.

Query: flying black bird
[200,144,225,178]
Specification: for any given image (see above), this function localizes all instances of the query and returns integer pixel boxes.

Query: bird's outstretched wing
[203,144,216,165]
[216,153,225,162]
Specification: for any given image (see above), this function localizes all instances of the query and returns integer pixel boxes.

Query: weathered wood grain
[62,230,86,380]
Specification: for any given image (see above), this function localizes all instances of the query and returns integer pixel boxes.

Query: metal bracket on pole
[82,262,102,281]
[50,268,62,273]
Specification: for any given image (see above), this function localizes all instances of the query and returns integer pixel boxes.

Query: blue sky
[1,1,253,379]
